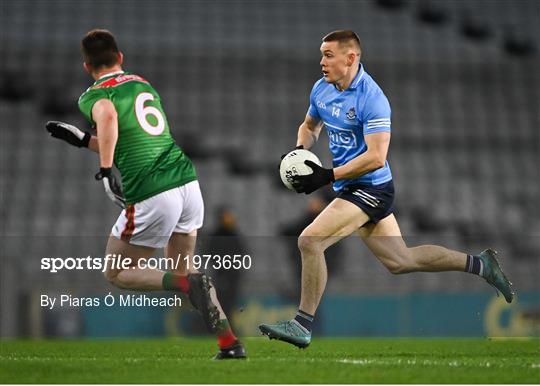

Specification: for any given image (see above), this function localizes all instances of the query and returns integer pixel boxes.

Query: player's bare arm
[333,131,390,180]
[92,99,118,168]
[91,98,125,208]
[296,114,322,149]
[293,131,390,194]
[87,135,100,153]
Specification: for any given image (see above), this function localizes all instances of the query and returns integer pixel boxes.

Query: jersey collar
[98,70,125,80]
[347,64,365,90]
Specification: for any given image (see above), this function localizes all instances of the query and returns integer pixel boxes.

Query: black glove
[292,160,335,194]
[95,168,126,209]
[46,121,91,148]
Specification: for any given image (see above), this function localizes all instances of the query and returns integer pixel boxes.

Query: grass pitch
[1,337,538,383]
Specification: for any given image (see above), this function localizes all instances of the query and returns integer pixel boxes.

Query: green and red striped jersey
[78,72,197,204]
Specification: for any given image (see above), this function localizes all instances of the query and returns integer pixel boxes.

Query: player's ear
[117,52,124,65]
[346,52,356,67]
[83,62,91,74]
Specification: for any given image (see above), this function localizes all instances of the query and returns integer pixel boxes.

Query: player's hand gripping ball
[279,149,322,191]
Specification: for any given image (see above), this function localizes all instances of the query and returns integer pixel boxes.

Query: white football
[279,149,322,191]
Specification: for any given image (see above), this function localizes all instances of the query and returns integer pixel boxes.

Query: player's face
[319,41,350,84]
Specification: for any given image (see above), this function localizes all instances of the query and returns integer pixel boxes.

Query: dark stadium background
[1,0,538,339]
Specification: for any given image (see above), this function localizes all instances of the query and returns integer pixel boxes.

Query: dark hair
[322,30,362,53]
[81,29,120,68]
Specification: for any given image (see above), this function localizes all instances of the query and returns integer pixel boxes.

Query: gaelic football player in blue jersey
[260,30,514,349]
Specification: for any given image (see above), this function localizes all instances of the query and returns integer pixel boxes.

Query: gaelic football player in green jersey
[46,29,245,360]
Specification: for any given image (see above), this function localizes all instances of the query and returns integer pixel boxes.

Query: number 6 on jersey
[135,92,165,135]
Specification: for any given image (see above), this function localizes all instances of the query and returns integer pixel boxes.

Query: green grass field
[1,337,539,383]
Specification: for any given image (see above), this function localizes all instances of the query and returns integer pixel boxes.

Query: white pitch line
[336,358,526,368]
[255,357,534,368]
[2,355,538,369]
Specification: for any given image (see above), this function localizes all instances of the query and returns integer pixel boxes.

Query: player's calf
[185,273,245,358]
[384,258,415,275]
[186,273,220,332]
[377,250,416,275]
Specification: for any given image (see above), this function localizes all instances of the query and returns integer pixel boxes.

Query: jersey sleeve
[306,79,323,119]
[78,87,111,125]
[361,90,392,136]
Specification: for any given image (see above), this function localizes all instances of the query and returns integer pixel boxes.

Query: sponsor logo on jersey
[327,127,357,149]
[93,74,149,89]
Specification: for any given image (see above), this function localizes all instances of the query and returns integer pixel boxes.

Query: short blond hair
[322,30,362,55]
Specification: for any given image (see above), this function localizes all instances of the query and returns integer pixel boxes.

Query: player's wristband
[95,167,112,180]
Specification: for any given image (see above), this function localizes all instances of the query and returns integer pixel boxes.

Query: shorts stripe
[337,180,394,224]
[353,190,379,206]
[354,194,378,207]
[357,189,379,201]
[121,204,136,241]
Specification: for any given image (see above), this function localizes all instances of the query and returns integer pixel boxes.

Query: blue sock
[294,309,314,332]
[465,255,485,277]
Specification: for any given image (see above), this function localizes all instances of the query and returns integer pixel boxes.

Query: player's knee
[103,268,128,288]
[297,231,323,255]
[103,268,117,284]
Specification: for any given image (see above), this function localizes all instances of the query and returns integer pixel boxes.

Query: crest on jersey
[346,107,357,120]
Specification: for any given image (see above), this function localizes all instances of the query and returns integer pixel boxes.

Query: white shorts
[111,180,204,248]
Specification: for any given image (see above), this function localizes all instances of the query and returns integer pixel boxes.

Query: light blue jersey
[307,64,393,191]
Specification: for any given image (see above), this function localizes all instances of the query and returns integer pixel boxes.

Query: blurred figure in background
[209,207,247,319]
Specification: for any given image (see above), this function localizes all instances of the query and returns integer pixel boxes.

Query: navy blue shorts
[336,180,395,224]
